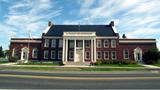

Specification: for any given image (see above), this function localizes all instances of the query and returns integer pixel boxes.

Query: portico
[62,32,96,63]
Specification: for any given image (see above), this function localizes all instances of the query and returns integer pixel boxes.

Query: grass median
[1,66,146,71]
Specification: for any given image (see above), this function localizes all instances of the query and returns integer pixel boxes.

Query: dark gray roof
[45,25,117,36]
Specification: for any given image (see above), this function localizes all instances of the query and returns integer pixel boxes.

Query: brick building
[9,21,157,64]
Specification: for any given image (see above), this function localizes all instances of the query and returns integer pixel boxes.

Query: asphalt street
[0,70,160,89]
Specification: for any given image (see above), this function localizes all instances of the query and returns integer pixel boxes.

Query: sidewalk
[0,63,160,69]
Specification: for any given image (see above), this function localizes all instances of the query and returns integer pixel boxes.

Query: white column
[74,39,76,62]
[82,40,85,62]
[91,39,93,62]
[62,38,65,62]
[65,39,68,62]
[94,38,96,62]
[20,50,23,60]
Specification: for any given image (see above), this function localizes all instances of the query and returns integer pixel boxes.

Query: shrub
[95,60,137,65]
[9,56,19,62]
[143,48,159,64]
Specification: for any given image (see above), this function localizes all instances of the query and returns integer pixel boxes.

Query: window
[85,51,90,59]
[32,48,38,58]
[104,51,109,60]
[51,39,56,47]
[58,51,62,59]
[69,40,74,48]
[97,51,102,59]
[97,40,101,48]
[44,39,49,47]
[123,49,129,59]
[69,51,74,59]
[111,40,116,48]
[85,40,90,48]
[44,50,49,59]
[111,51,116,60]
[51,50,55,59]
[104,40,109,48]
[59,39,63,48]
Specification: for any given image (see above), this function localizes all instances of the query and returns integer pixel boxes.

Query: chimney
[48,21,52,26]
[109,21,114,26]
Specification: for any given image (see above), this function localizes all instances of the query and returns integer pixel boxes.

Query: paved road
[0,70,160,89]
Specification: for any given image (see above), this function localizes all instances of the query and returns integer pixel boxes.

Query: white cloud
[4,0,63,37]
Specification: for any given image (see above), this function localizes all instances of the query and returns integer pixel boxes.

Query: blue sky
[0,0,160,50]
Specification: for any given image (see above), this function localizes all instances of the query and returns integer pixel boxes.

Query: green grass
[1,66,146,71]
[95,64,143,67]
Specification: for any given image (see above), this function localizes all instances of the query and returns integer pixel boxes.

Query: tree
[143,48,160,64]
[0,46,4,57]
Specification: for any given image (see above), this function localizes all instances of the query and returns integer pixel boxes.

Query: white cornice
[119,40,156,43]
[11,40,42,43]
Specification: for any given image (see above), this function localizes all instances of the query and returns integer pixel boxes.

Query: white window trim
[12,48,15,57]
[51,39,56,48]
[96,51,102,59]
[104,40,109,48]
[85,51,90,60]
[111,51,117,60]
[32,48,38,58]
[111,40,116,48]
[44,39,49,47]
[104,51,109,60]
[51,50,56,59]
[44,50,48,59]
[69,51,74,59]
[97,40,102,48]
[85,40,90,48]
[123,49,129,59]
[58,51,62,59]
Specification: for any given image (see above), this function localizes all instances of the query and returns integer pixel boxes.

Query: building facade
[9,21,157,64]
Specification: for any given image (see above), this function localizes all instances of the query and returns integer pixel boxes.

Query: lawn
[2,66,145,71]
[95,64,144,67]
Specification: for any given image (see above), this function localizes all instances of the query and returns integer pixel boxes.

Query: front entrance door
[134,48,142,63]
[21,47,29,60]
[75,40,83,62]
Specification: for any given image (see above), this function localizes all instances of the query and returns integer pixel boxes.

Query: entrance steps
[64,61,90,66]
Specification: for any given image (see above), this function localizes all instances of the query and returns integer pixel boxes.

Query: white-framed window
[69,51,74,59]
[85,40,90,48]
[51,50,55,59]
[97,40,102,48]
[59,39,63,48]
[104,51,109,60]
[104,40,109,48]
[97,51,102,59]
[32,48,38,58]
[44,50,49,59]
[111,51,116,60]
[69,40,74,48]
[58,51,62,59]
[123,49,129,59]
[85,51,90,59]
[51,39,56,47]
[111,40,116,48]
[44,39,49,47]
